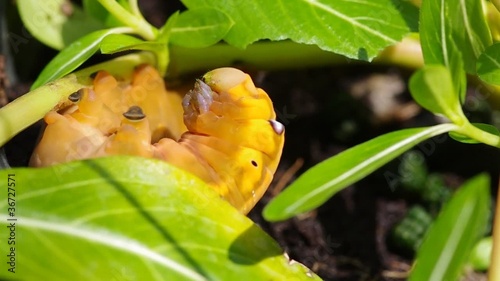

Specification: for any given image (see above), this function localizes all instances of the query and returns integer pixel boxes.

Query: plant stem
[0,52,155,147]
[489,178,500,281]
[97,0,157,40]
[455,122,500,148]
[168,39,424,76]
[128,0,143,19]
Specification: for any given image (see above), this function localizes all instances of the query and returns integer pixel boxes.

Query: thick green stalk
[168,39,424,76]
[0,52,155,147]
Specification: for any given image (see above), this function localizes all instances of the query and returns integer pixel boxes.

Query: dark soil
[3,1,500,280]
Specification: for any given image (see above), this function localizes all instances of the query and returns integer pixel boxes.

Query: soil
[3,1,500,280]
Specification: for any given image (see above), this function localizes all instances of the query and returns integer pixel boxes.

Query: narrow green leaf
[181,0,417,61]
[449,123,500,144]
[409,65,466,124]
[477,43,500,85]
[31,28,131,90]
[420,0,492,74]
[100,34,163,54]
[263,124,457,221]
[170,8,233,48]
[17,0,104,50]
[409,174,490,281]
[0,157,321,280]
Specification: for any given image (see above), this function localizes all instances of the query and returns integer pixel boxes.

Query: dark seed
[251,160,258,167]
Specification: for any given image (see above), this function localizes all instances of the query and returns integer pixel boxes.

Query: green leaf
[17,0,105,50]
[420,0,492,74]
[263,124,457,221]
[477,43,500,85]
[0,157,321,280]
[181,0,417,61]
[100,34,163,54]
[409,174,490,281]
[419,0,491,103]
[449,123,500,144]
[31,28,131,90]
[409,65,466,124]
[170,8,233,48]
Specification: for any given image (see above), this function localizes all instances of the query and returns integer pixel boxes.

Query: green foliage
[181,0,417,61]
[9,0,500,278]
[0,157,320,280]
[17,0,104,50]
[31,28,130,90]
[477,43,500,85]
[409,174,491,281]
[409,65,465,124]
[263,124,458,221]
[18,0,417,89]
[170,8,233,48]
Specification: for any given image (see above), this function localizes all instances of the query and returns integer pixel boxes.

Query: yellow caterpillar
[30,65,285,214]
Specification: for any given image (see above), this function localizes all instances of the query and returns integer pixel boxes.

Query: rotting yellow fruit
[30,65,285,214]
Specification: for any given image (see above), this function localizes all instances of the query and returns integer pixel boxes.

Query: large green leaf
[409,174,490,281]
[409,65,466,124]
[0,157,320,280]
[263,124,457,221]
[170,8,233,48]
[420,0,492,74]
[17,0,104,50]
[181,0,417,61]
[477,43,500,86]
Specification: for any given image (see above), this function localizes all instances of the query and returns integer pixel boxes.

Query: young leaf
[409,174,490,281]
[170,8,233,48]
[449,123,500,144]
[17,0,104,50]
[420,0,492,74]
[100,34,163,54]
[409,65,466,124]
[31,28,133,90]
[477,43,500,85]
[0,157,321,281]
[263,124,457,221]
[181,0,417,61]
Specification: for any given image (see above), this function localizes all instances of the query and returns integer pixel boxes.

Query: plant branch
[97,0,157,40]
[0,52,156,147]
